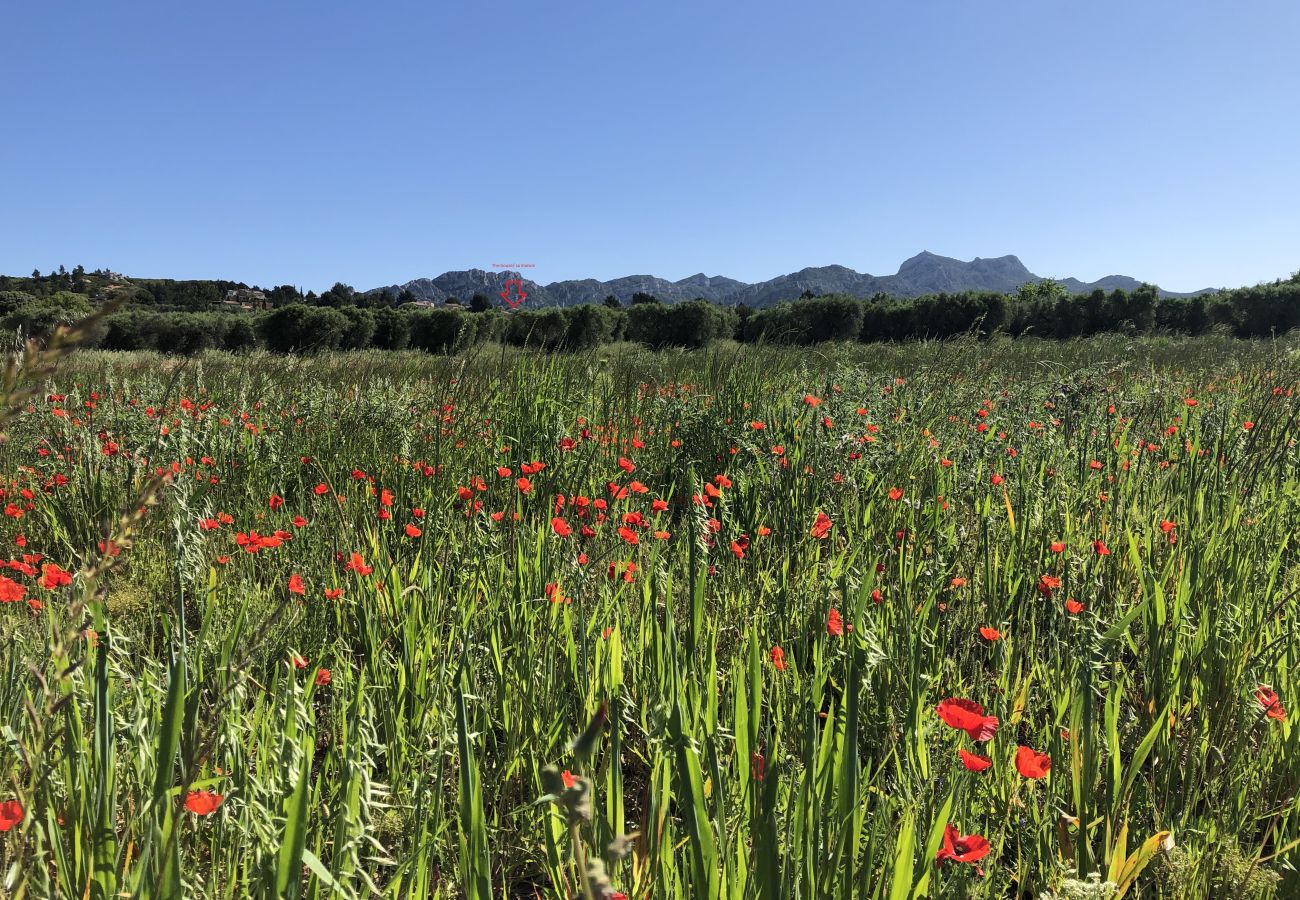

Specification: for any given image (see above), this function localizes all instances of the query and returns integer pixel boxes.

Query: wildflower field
[0,335,1297,898]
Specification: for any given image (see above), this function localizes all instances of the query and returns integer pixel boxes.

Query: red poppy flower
[887,487,904,502]
[979,626,1001,641]
[561,769,576,789]
[934,824,990,867]
[315,668,331,687]
[184,790,224,815]
[268,494,284,510]
[0,799,23,831]
[1065,599,1085,615]
[287,573,305,596]
[41,563,72,589]
[1050,541,1066,553]
[1093,539,1110,556]
[290,652,308,669]
[990,474,1004,486]
[827,608,844,636]
[1015,745,1051,779]
[0,576,25,603]
[770,646,787,671]
[324,587,343,600]
[515,477,532,494]
[1255,686,1288,721]
[935,698,999,741]
[810,511,833,539]
[344,553,372,575]
[958,748,992,772]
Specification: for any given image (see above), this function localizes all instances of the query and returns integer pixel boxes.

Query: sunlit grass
[0,334,1297,898]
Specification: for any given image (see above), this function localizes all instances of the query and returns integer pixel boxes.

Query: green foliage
[0,337,1296,898]
[1157,843,1283,899]
[338,307,376,350]
[370,306,412,351]
[407,307,473,353]
[260,304,351,353]
[5,268,1299,354]
[135,279,224,310]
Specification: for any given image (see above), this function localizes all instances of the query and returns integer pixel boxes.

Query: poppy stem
[571,818,596,900]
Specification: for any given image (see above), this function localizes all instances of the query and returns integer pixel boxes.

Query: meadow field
[0,335,1297,898]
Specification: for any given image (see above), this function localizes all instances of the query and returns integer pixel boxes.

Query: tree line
[0,270,1298,355]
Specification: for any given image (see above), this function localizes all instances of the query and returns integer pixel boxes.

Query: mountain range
[369,252,1212,308]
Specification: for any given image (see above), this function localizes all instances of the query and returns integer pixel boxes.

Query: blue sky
[2,0,1297,293]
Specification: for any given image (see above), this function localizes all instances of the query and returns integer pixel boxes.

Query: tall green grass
[0,335,1296,898]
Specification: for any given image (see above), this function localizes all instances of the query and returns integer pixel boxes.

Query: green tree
[1126,283,1158,332]
[339,307,376,349]
[318,282,357,307]
[371,307,412,350]
[268,285,302,307]
[260,304,350,353]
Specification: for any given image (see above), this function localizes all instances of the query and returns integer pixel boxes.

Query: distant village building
[223,288,266,310]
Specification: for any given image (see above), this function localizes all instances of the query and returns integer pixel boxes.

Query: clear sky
[3,0,1297,293]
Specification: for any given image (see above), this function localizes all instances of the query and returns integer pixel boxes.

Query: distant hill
[369,252,1212,307]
